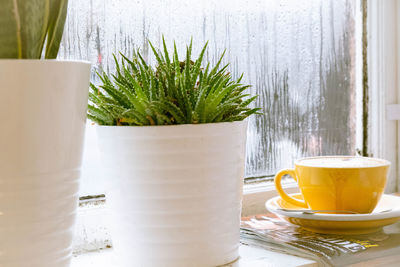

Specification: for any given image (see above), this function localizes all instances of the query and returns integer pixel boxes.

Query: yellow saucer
[266,194,400,235]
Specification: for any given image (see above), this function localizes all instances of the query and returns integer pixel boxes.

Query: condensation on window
[58,0,357,194]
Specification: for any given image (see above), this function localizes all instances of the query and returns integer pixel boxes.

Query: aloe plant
[0,0,68,59]
[88,38,260,126]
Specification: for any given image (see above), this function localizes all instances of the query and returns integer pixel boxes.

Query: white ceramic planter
[0,60,90,267]
[97,121,248,267]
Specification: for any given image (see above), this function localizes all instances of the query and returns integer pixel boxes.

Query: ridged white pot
[0,60,90,267]
[97,121,248,267]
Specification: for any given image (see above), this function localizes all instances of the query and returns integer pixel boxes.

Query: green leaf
[194,85,209,123]
[88,104,114,125]
[0,0,50,58]
[152,100,185,124]
[121,109,147,125]
[173,41,180,73]
[162,36,171,66]
[87,114,107,125]
[45,0,68,59]
[210,103,239,122]
[240,95,258,107]
[87,39,259,125]
[149,40,164,66]
[208,50,226,77]
[101,83,131,109]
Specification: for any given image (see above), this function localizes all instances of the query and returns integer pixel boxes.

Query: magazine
[240,213,400,267]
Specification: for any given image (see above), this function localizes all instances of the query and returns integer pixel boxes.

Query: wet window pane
[58,0,357,195]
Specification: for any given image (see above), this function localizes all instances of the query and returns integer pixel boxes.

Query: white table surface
[71,245,317,267]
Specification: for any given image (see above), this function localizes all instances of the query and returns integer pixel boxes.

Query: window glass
[58,0,357,195]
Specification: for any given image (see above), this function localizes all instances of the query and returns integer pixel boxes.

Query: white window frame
[73,0,400,253]
[367,0,400,193]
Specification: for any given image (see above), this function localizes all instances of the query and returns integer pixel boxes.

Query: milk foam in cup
[298,157,388,168]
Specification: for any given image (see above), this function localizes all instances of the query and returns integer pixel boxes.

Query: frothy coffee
[296,156,389,168]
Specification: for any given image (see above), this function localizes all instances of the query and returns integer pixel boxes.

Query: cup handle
[274,169,308,208]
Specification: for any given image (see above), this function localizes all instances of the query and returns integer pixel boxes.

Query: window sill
[242,180,300,216]
[71,245,317,267]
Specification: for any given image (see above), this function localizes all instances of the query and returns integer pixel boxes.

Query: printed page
[241,214,400,266]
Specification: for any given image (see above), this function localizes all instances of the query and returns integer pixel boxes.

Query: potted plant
[88,38,259,266]
[0,1,91,266]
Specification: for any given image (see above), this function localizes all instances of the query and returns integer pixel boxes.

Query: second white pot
[97,121,248,267]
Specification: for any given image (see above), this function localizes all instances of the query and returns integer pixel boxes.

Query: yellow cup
[274,156,390,213]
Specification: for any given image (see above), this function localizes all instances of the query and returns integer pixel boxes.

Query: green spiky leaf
[88,39,259,126]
